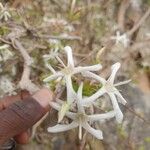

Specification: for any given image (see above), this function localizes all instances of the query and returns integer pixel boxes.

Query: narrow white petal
[49,101,61,111]
[58,102,70,122]
[114,90,127,105]
[77,82,83,100]
[65,75,76,104]
[74,64,102,74]
[82,123,103,139]
[43,72,63,82]
[56,56,66,68]
[108,93,123,123]
[81,87,106,105]
[47,121,78,133]
[77,83,85,113]
[45,63,56,74]
[64,46,74,67]
[107,62,121,84]
[88,111,115,122]
[81,71,106,84]
[50,101,76,119]
[114,79,131,86]
[79,124,82,140]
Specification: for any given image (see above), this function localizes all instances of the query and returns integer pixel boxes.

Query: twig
[127,7,150,36]
[124,105,150,125]
[12,39,39,93]
[130,40,150,51]
[33,33,82,41]
[117,0,130,32]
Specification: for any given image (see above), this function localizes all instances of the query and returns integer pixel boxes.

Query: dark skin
[0,88,53,145]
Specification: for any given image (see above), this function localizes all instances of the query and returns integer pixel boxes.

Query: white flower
[48,83,115,140]
[111,31,130,47]
[43,48,59,61]
[43,46,102,105]
[0,3,11,21]
[81,62,131,123]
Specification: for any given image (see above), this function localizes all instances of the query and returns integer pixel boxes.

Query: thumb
[0,88,53,145]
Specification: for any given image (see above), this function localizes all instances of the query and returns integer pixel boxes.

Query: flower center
[75,113,88,123]
[105,82,116,93]
[62,66,74,75]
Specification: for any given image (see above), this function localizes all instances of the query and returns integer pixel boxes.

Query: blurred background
[0,0,150,150]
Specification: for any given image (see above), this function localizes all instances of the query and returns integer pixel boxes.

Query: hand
[0,88,53,145]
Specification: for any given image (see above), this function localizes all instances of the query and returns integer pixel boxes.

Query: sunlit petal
[47,121,78,133]
[88,111,115,122]
[107,62,121,84]
[108,93,123,123]
[64,46,74,67]
[82,123,103,139]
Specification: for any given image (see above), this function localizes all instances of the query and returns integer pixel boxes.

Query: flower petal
[82,71,106,84]
[49,101,61,111]
[50,101,76,119]
[77,82,85,113]
[78,124,82,140]
[64,46,74,67]
[81,87,106,105]
[108,93,123,123]
[58,102,70,122]
[43,72,63,82]
[45,63,56,74]
[114,79,131,86]
[56,56,66,68]
[47,121,78,133]
[74,64,102,74]
[88,111,115,122]
[82,123,103,139]
[107,62,121,84]
[114,90,127,105]
[65,75,76,104]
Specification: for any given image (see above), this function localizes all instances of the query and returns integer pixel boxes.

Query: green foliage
[144,137,150,143]
[68,10,82,22]
[73,80,102,97]
[117,124,127,139]
[0,26,10,36]
[144,0,150,5]
[138,145,145,150]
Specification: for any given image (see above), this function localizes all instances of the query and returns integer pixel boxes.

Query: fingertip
[14,131,30,144]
